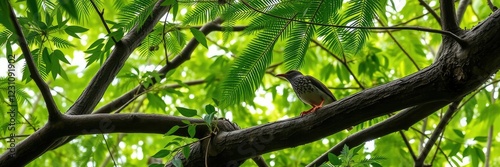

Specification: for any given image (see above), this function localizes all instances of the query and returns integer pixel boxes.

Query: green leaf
[65,26,89,39]
[182,145,190,160]
[172,157,183,167]
[188,124,196,138]
[474,136,487,142]
[164,125,179,136]
[53,50,71,64]
[58,0,79,20]
[205,104,216,114]
[181,120,190,124]
[453,129,465,138]
[203,112,215,128]
[26,0,40,23]
[190,28,208,48]
[328,153,341,165]
[176,107,197,117]
[0,1,15,32]
[152,149,170,158]
[147,93,167,109]
[371,162,383,167]
[149,164,164,167]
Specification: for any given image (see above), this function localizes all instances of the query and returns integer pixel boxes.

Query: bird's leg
[300,99,325,116]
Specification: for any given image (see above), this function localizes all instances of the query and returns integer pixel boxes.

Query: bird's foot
[300,106,320,116]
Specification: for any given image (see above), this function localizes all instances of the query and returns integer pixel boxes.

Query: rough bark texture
[2,1,500,167]
[171,10,500,166]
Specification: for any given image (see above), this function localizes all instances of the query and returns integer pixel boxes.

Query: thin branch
[456,0,471,23]
[92,20,235,115]
[311,39,365,89]
[485,125,493,167]
[90,0,117,43]
[101,134,118,167]
[376,18,420,71]
[418,0,442,27]
[430,125,446,166]
[399,131,417,161]
[409,127,454,166]
[415,100,462,167]
[7,1,61,121]
[392,7,440,27]
[306,101,450,167]
[66,1,172,116]
[487,0,498,11]
[239,0,466,46]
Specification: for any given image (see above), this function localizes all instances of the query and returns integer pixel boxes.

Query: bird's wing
[306,75,337,101]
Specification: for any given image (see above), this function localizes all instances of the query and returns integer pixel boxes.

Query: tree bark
[3,2,500,167]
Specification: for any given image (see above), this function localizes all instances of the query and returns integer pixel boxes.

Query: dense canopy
[1,0,500,166]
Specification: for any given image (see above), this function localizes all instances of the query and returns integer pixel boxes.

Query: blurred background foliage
[0,0,500,166]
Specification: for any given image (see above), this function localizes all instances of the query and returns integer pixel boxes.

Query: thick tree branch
[177,10,500,165]
[7,1,61,121]
[306,101,449,167]
[415,100,461,166]
[66,0,170,115]
[440,0,461,33]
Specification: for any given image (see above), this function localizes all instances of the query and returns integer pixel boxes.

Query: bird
[276,70,336,116]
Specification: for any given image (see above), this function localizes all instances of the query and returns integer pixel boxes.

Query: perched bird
[276,70,336,116]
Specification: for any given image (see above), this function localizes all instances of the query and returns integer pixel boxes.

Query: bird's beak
[276,73,286,78]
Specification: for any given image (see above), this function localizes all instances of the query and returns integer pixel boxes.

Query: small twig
[101,134,118,167]
[409,127,454,166]
[430,126,446,166]
[7,1,61,121]
[392,7,440,27]
[90,0,117,43]
[418,0,442,27]
[377,18,420,71]
[399,131,417,161]
[311,39,365,89]
[487,0,498,11]
[205,136,211,167]
[485,125,493,167]
[456,0,471,23]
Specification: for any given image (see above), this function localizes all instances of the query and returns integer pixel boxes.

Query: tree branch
[66,0,171,115]
[7,1,61,121]
[456,0,471,23]
[419,0,442,27]
[306,101,450,167]
[90,0,117,43]
[311,39,365,89]
[93,19,229,114]
[440,0,461,33]
[240,0,466,45]
[415,100,461,166]
[376,18,421,71]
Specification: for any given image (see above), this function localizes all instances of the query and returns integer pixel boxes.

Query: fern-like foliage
[220,12,297,106]
[182,0,385,106]
[118,0,157,31]
[0,77,32,106]
[340,0,383,54]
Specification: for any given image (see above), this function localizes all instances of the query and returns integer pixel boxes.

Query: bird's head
[276,70,303,80]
